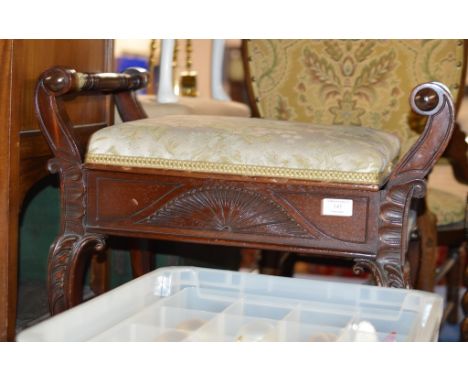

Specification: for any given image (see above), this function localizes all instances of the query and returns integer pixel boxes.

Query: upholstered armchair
[243,39,467,323]
[36,40,457,315]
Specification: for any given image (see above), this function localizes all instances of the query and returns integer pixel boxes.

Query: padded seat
[86,114,400,185]
[426,187,466,226]
[138,95,251,118]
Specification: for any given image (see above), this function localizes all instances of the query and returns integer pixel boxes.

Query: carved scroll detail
[48,233,106,314]
[141,186,310,237]
[353,257,409,288]
[371,82,455,288]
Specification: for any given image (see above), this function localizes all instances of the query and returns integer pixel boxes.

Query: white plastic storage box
[17,267,443,342]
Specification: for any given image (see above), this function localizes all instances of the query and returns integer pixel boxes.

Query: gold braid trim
[85,153,387,185]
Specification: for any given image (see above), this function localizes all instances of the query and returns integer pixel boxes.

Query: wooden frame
[35,66,455,315]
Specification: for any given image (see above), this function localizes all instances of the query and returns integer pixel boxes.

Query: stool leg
[48,233,106,315]
[415,208,438,292]
[259,251,297,277]
[278,253,297,277]
[130,242,153,278]
[89,250,109,296]
[259,251,286,276]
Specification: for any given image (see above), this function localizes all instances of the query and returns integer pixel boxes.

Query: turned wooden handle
[40,66,149,96]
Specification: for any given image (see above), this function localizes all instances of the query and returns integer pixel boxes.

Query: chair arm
[386,82,456,197]
[35,66,149,164]
[39,66,148,95]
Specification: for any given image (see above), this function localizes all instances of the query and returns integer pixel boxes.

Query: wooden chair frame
[35,66,455,315]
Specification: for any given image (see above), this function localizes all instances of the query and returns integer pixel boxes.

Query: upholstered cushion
[138,95,251,118]
[86,115,400,185]
[138,97,192,117]
[246,40,465,156]
[427,188,466,226]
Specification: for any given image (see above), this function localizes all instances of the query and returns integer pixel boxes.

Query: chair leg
[48,233,107,315]
[415,207,438,292]
[462,253,468,341]
[407,235,421,288]
[445,246,463,324]
[259,251,289,276]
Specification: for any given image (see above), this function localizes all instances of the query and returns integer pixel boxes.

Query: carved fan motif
[142,186,310,237]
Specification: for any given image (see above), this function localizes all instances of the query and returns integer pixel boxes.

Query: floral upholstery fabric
[86,114,400,185]
[427,188,466,226]
[246,40,465,156]
[138,95,251,118]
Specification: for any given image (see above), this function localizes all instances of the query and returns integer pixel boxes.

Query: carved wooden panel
[274,191,370,243]
[93,177,183,222]
[86,170,380,256]
[143,186,309,237]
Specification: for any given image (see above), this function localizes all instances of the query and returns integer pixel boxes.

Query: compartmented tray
[16,267,443,341]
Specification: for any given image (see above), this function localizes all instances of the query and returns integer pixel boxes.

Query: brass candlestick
[179,39,198,97]
[147,39,160,94]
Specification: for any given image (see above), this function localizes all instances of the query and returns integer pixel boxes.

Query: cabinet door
[0,39,17,341]
[14,39,114,197]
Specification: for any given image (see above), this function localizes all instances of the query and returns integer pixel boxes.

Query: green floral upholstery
[86,114,400,185]
[246,40,465,155]
[426,188,466,226]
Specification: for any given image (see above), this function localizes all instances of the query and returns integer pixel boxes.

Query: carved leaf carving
[353,258,407,288]
[48,233,106,314]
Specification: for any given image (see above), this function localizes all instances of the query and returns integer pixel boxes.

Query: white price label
[321,198,353,217]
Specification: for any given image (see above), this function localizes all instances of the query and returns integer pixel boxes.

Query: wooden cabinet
[0,39,113,341]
